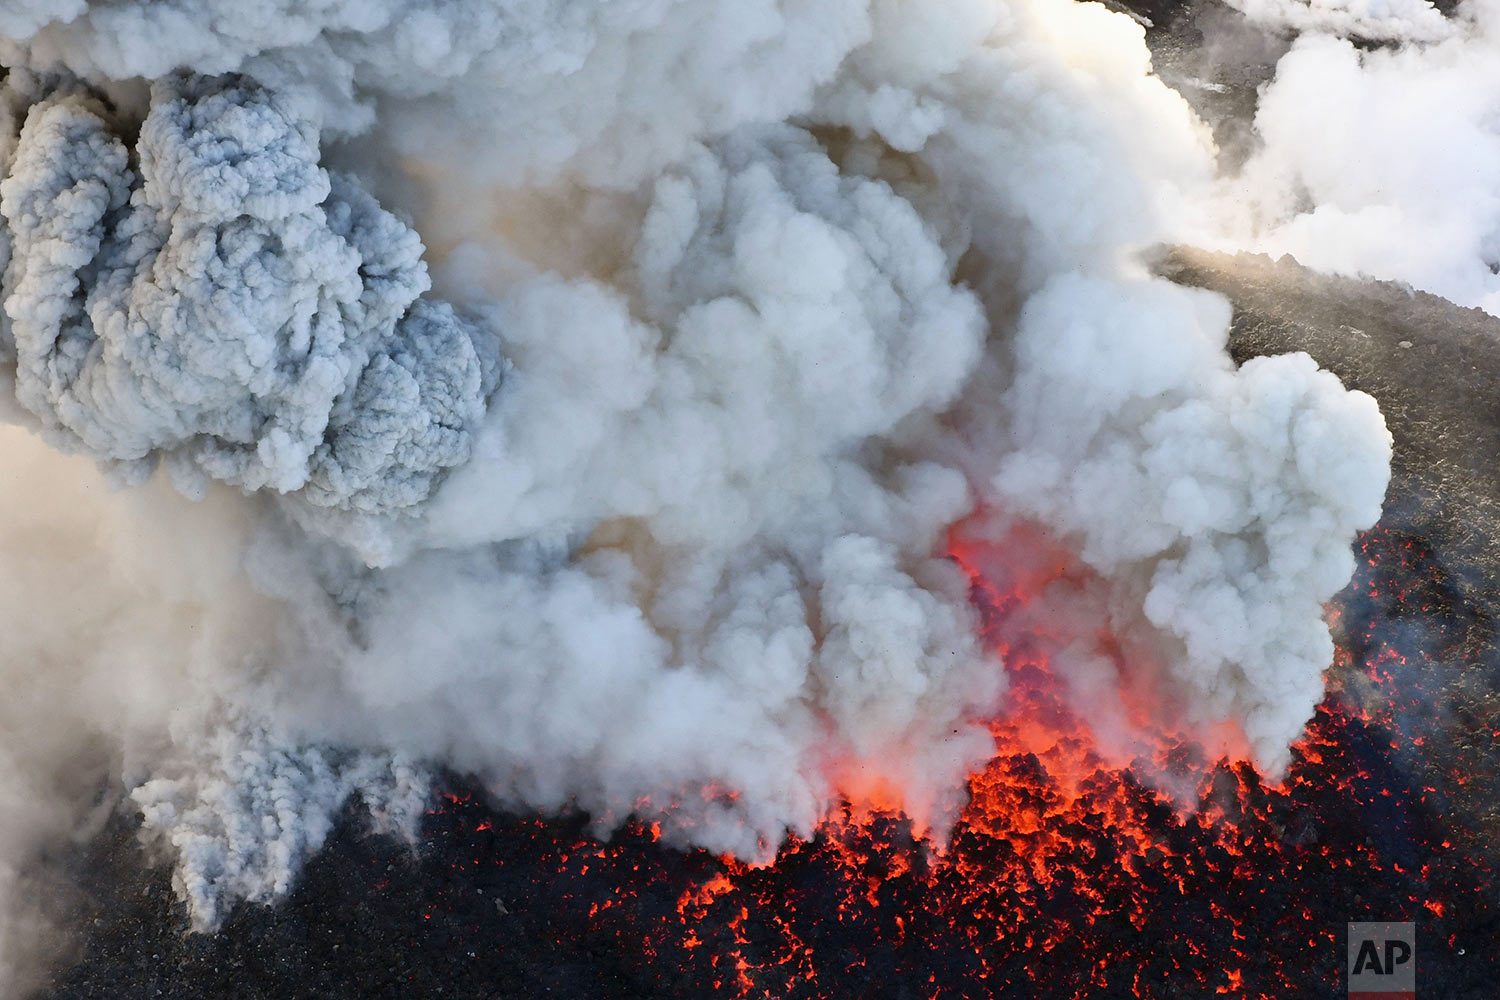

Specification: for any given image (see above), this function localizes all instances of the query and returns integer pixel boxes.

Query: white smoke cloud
[1225,0,1454,42]
[995,274,1388,770]
[0,0,1393,976]
[0,0,874,185]
[1215,0,1500,316]
[0,427,283,985]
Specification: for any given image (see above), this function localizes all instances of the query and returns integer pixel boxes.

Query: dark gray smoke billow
[1,75,496,523]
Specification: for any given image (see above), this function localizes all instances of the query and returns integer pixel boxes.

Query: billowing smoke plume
[1213,0,1500,316]
[0,0,1401,984]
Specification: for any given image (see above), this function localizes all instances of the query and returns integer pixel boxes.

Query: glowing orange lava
[417,522,1496,998]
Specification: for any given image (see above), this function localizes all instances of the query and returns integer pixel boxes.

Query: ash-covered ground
[26,251,1500,1000]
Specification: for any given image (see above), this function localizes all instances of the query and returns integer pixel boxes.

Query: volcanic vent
[1,0,1498,997]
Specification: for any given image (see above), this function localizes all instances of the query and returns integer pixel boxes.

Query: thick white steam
[1219,0,1500,316]
[997,274,1387,770]
[1224,0,1454,42]
[0,0,1394,973]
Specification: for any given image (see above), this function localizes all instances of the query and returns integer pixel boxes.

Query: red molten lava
[416,521,1496,999]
